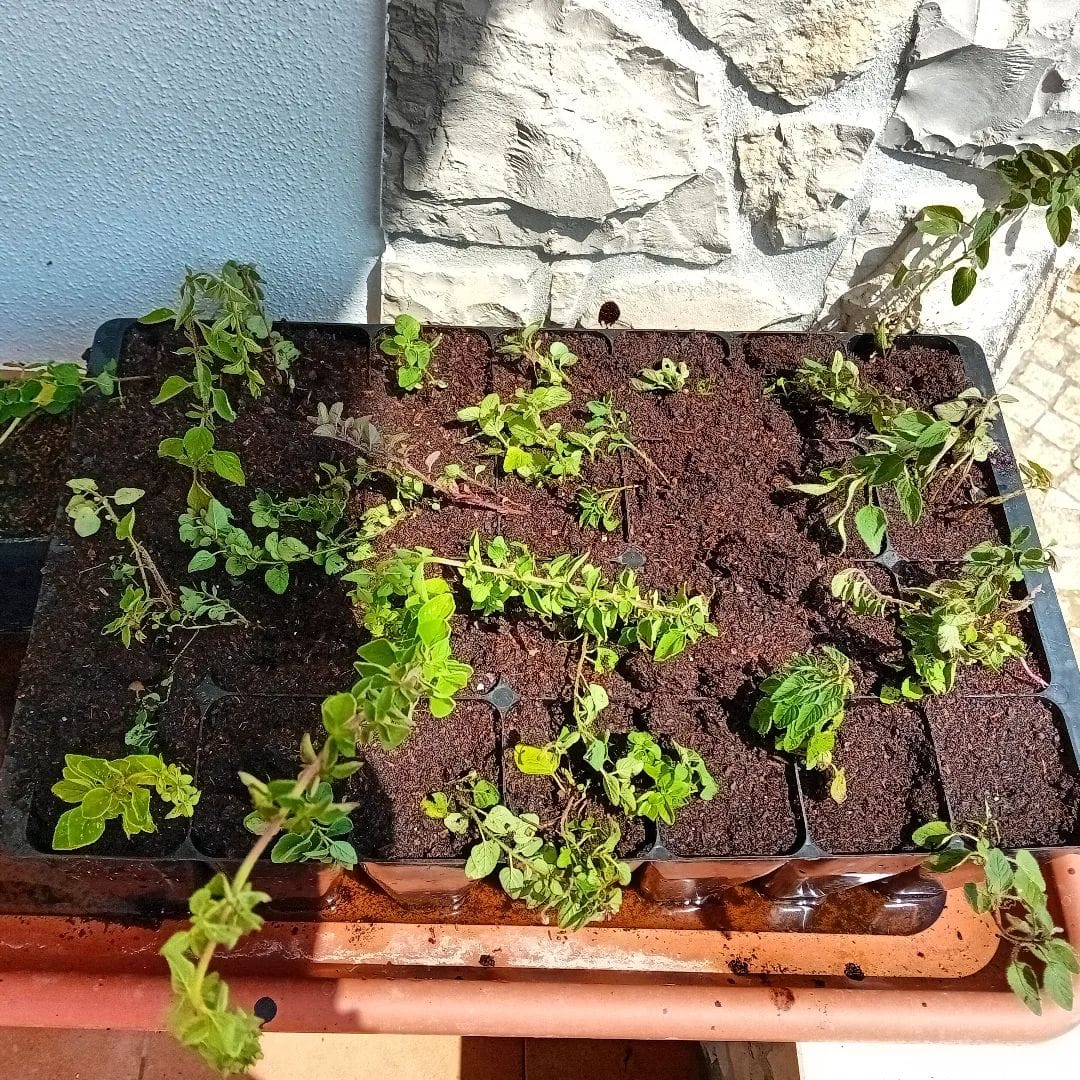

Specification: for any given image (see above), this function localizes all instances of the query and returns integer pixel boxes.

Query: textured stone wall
[382,0,1080,371]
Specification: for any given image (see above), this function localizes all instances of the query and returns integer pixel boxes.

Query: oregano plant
[378,313,443,392]
[629,357,689,393]
[832,528,1054,698]
[143,260,298,425]
[66,479,245,645]
[915,818,1078,1015]
[163,694,368,1074]
[158,425,246,512]
[0,360,116,448]
[878,143,1080,346]
[500,322,578,385]
[751,646,854,802]
[423,773,631,931]
[51,753,199,850]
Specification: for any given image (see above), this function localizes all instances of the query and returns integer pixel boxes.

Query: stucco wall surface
[382,0,1080,372]
[0,0,387,361]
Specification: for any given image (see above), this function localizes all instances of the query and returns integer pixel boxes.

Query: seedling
[915,817,1078,1014]
[423,772,631,930]
[878,143,1080,344]
[500,322,578,385]
[249,464,351,531]
[142,260,298,425]
[576,485,626,532]
[378,313,443,392]
[244,778,358,869]
[768,351,906,427]
[583,396,670,484]
[457,385,601,483]
[51,753,199,850]
[790,380,1008,553]
[158,425,246,512]
[124,675,174,754]
[181,498,302,594]
[163,692,369,1074]
[630,357,689,393]
[751,646,854,802]
[832,527,1054,698]
[65,479,200,644]
[325,569,473,750]
[582,732,717,824]
[0,360,116,448]
[311,403,527,515]
[362,533,716,664]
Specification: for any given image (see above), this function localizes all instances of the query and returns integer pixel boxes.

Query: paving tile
[140,1032,475,1080]
[4,1028,144,1080]
[1039,411,1080,452]
[524,1039,708,1080]
[1017,361,1066,401]
[1002,384,1046,429]
[1058,382,1080,419]
[1010,430,1075,475]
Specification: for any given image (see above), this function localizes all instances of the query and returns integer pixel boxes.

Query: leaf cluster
[881,143,1080,339]
[0,361,116,446]
[576,485,624,532]
[629,357,689,393]
[424,773,631,931]
[161,875,269,1074]
[143,260,298,424]
[501,322,577,385]
[444,533,715,662]
[124,674,173,754]
[751,646,853,802]
[457,385,604,483]
[158,425,246,512]
[103,581,246,647]
[832,528,1054,697]
[379,313,442,392]
[51,753,199,850]
[581,732,717,824]
[323,571,473,750]
[915,818,1078,1014]
[243,777,358,869]
[768,351,906,427]
[249,463,351,531]
[181,493,393,594]
[791,379,1005,553]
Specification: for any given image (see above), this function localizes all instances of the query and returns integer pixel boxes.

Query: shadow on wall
[0,0,387,360]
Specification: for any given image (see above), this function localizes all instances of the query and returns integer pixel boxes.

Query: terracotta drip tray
[0,855,1077,1043]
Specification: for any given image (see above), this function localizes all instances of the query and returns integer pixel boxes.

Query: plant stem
[0,416,22,449]
[187,751,325,1004]
[623,441,670,486]
[425,555,693,620]
[1015,656,1048,690]
[318,429,529,516]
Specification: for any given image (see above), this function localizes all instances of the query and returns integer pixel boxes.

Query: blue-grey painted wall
[0,0,386,360]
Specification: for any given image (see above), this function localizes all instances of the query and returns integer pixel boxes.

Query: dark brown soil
[6,325,1074,869]
[803,702,946,854]
[926,697,1080,847]
[500,700,650,858]
[0,416,76,537]
[192,696,498,860]
[647,699,801,857]
[24,692,201,857]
